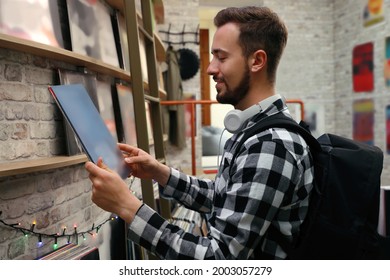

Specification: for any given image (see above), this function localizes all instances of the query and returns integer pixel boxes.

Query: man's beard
[216,67,250,106]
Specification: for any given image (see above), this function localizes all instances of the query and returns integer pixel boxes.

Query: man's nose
[206,59,217,76]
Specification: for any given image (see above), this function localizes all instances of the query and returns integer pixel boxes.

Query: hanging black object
[177,48,199,80]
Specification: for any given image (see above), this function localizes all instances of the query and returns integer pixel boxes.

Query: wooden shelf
[0,34,130,81]
[0,155,88,177]
[0,34,166,98]
[0,1,166,178]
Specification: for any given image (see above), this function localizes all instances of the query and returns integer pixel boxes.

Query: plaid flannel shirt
[128,97,314,259]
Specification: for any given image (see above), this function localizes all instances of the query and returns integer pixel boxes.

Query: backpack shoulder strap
[228,112,320,178]
[236,113,321,258]
[231,113,320,161]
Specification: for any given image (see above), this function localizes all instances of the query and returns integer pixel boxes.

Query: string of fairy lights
[0,210,119,250]
[0,176,137,251]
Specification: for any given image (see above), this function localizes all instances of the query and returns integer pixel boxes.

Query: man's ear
[250,50,267,72]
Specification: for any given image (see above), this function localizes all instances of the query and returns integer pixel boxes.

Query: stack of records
[171,204,203,236]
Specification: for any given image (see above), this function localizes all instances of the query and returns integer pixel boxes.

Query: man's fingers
[97,157,110,171]
[85,161,99,175]
[118,143,134,153]
[85,159,112,176]
[118,143,141,156]
[124,154,147,164]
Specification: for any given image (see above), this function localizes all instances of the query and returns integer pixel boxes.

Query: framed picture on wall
[0,0,64,47]
[66,0,119,67]
[363,0,384,27]
[353,99,374,145]
[58,69,99,155]
[352,42,374,93]
[384,37,390,87]
[112,83,138,146]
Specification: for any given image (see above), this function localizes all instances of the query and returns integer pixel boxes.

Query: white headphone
[223,94,282,134]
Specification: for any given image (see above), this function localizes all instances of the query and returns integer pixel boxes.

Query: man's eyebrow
[211,48,228,55]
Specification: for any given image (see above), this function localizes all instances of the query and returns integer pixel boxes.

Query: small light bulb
[53,236,58,249]
[37,234,43,247]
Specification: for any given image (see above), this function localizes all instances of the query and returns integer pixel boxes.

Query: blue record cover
[48,84,131,179]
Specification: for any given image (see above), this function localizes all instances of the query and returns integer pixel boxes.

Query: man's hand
[118,143,171,186]
[85,157,142,223]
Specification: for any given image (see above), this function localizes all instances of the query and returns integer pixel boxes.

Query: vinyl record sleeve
[48,84,131,179]
[0,0,64,47]
[113,84,138,146]
[66,0,119,67]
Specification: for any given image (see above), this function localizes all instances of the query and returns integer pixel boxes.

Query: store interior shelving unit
[0,0,170,218]
[122,0,171,219]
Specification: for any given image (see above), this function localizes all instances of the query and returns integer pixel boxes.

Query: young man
[85,6,314,259]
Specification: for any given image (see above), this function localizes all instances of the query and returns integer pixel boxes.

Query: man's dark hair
[214,6,288,84]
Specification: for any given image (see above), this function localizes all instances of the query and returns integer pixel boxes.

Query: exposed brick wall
[163,0,390,186]
[270,0,390,185]
[267,0,336,133]
[0,49,110,259]
[331,0,390,184]
[0,50,64,161]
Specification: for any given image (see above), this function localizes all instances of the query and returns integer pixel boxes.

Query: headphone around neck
[223,94,282,134]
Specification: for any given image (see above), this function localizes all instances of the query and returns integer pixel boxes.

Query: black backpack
[231,112,390,259]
